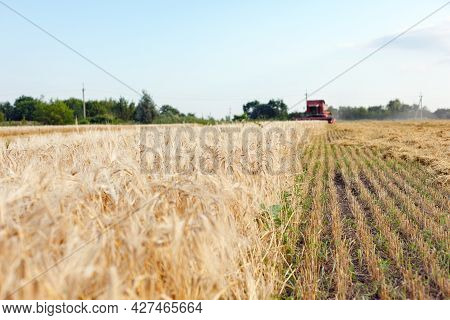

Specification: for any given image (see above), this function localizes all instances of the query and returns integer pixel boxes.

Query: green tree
[243,100,260,115]
[0,111,4,123]
[387,99,403,114]
[154,105,183,124]
[135,91,158,124]
[86,100,108,117]
[103,99,116,115]
[89,114,115,124]
[160,105,181,116]
[267,99,288,119]
[33,100,74,125]
[129,102,136,120]
[112,97,135,121]
[64,98,84,119]
[243,99,288,120]
[0,102,13,121]
[12,96,41,121]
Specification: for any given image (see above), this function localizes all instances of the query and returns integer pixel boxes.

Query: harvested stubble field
[0,120,448,299]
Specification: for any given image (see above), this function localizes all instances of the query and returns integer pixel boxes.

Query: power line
[0,1,142,97]
[2,1,449,110]
[419,93,424,120]
[289,1,450,111]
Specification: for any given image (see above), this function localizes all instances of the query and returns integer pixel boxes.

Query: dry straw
[0,122,323,299]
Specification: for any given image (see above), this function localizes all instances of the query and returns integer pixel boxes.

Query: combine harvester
[296,100,335,124]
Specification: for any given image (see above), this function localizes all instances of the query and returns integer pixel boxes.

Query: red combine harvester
[296,100,335,124]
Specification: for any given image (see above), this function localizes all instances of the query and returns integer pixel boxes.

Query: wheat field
[0,121,448,299]
[0,122,321,299]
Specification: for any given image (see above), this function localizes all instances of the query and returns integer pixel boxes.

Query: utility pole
[82,83,86,119]
[228,107,232,122]
[419,93,423,120]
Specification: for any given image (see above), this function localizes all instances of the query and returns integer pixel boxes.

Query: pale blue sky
[1,0,449,117]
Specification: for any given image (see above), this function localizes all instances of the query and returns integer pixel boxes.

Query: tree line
[232,98,449,121]
[1,94,449,125]
[330,99,450,120]
[232,99,289,121]
[0,91,214,125]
